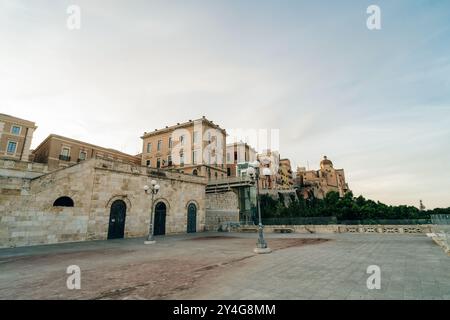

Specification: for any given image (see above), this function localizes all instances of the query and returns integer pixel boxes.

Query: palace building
[296,156,350,199]
[141,116,227,180]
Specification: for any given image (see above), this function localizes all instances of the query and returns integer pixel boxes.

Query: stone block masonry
[205,191,239,231]
[0,158,207,248]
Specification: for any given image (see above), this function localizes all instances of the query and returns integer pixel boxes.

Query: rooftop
[33,134,139,160]
[0,113,37,128]
[141,116,227,139]
[226,141,257,153]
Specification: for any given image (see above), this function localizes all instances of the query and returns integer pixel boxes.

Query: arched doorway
[108,200,127,239]
[154,202,167,236]
[187,203,197,233]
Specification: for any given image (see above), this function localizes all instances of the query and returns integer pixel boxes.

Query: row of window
[226,151,250,162]
[2,126,23,154]
[145,162,226,179]
[146,131,214,154]
[147,140,167,153]
[145,151,224,168]
[59,147,88,162]
[59,148,119,162]
[146,157,172,168]
[147,137,175,153]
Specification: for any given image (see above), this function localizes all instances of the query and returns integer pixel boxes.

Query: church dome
[320,156,333,167]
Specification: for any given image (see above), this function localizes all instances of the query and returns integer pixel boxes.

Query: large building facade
[296,156,350,199]
[226,142,257,177]
[257,149,281,190]
[141,117,227,180]
[33,134,140,171]
[0,113,37,162]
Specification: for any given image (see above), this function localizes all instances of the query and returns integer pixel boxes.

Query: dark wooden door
[187,203,197,233]
[154,202,166,236]
[108,200,126,239]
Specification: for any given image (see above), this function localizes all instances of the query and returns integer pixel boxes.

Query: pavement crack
[193,255,255,273]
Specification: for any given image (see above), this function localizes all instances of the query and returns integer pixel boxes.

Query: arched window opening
[53,196,74,207]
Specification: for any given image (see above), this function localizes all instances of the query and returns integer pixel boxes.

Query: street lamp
[144,179,160,245]
[247,161,272,254]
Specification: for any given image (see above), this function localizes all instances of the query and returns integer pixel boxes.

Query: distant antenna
[307,160,310,170]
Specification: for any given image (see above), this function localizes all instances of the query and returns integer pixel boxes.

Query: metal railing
[207,176,252,185]
[263,217,338,225]
[338,219,431,225]
[240,217,432,226]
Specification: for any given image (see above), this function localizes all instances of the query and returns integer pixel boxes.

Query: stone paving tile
[1,232,449,300]
[176,233,450,300]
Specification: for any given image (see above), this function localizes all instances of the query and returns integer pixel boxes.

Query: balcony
[59,155,71,162]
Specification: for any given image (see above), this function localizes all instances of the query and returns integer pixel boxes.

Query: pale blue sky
[1,0,449,208]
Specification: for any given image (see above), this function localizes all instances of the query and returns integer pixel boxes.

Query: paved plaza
[0,232,449,300]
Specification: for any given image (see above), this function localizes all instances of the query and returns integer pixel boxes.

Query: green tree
[257,190,439,222]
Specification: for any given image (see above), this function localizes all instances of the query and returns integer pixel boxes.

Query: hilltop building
[279,158,294,190]
[296,156,350,199]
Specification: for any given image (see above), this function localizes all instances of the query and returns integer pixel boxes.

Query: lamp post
[247,161,272,254]
[144,180,160,245]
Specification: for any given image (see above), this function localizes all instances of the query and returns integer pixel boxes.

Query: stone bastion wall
[0,158,207,248]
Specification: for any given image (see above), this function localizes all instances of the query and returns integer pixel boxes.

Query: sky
[1,0,449,208]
